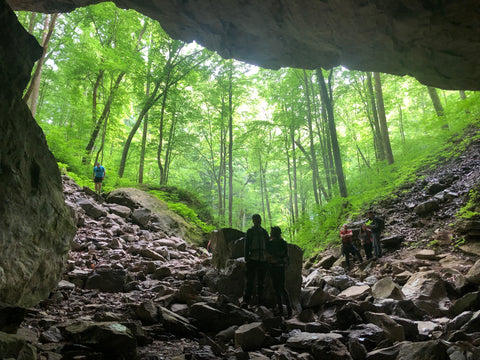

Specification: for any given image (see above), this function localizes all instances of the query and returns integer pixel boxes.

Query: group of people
[242,214,292,318]
[340,210,385,270]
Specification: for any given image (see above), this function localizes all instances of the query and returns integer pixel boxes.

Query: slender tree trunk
[303,70,321,205]
[118,80,162,178]
[138,42,153,184]
[157,84,171,184]
[317,68,348,197]
[85,71,125,160]
[374,72,394,165]
[228,66,234,227]
[259,156,266,225]
[290,124,299,221]
[367,72,385,161]
[263,161,272,227]
[285,134,295,226]
[24,13,58,116]
[427,86,445,118]
[398,105,406,143]
[27,12,37,33]
[459,90,467,100]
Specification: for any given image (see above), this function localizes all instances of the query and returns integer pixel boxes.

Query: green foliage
[457,189,480,219]
[148,189,215,234]
[16,3,480,256]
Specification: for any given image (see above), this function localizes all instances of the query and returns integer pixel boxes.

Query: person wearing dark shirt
[266,226,292,318]
[340,224,363,270]
[367,211,384,258]
[358,223,373,260]
[243,214,269,306]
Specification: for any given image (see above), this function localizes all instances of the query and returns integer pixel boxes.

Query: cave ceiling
[6,0,480,90]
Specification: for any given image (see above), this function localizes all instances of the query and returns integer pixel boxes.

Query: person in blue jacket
[92,162,105,193]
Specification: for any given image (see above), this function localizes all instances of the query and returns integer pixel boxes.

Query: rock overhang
[6,0,480,90]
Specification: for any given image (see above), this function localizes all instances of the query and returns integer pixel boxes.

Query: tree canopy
[17,3,480,255]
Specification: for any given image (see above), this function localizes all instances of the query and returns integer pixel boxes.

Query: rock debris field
[2,137,480,359]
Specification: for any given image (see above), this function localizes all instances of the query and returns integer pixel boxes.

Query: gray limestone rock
[0,2,76,307]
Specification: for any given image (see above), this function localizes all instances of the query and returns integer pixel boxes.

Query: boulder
[132,207,151,228]
[158,306,197,337]
[301,287,330,308]
[415,249,438,260]
[380,235,404,249]
[364,312,405,342]
[414,199,440,217]
[105,203,131,218]
[85,268,126,293]
[449,292,480,317]
[234,322,265,351]
[0,304,25,333]
[401,271,448,315]
[466,259,480,284]
[286,332,343,350]
[76,198,107,219]
[209,228,245,269]
[0,331,37,360]
[372,277,405,300]
[311,336,353,360]
[338,285,371,300]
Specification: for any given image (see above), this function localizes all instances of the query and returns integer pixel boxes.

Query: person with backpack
[367,210,385,258]
[358,223,373,259]
[92,162,106,193]
[242,214,270,307]
[340,224,363,271]
[266,226,292,318]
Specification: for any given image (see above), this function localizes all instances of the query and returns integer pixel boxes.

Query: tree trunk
[289,124,299,221]
[85,71,125,160]
[373,72,394,165]
[303,70,321,205]
[316,68,348,198]
[398,105,406,143]
[118,80,163,178]
[367,72,385,161]
[285,134,295,226]
[23,13,58,116]
[228,65,234,227]
[427,86,445,118]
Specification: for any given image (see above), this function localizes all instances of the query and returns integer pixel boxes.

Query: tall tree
[23,13,59,116]
[367,72,385,161]
[316,68,348,198]
[373,72,394,165]
[427,86,445,118]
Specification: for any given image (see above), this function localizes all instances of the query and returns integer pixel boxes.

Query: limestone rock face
[0,2,76,307]
[7,0,480,90]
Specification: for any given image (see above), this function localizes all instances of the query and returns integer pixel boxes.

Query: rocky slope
[1,133,480,359]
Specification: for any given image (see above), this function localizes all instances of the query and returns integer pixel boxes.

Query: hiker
[367,210,384,258]
[340,223,363,270]
[242,214,269,307]
[266,226,292,318]
[358,223,373,259]
[92,162,106,193]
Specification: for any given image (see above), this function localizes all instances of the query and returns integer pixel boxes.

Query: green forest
[17,3,480,256]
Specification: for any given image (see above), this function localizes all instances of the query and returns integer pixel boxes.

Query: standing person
[266,226,292,318]
[242,214,269,307]
[367,210,384,258]
[340,224,363,271]
[358,223,373,260]
[92,162,105,193]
